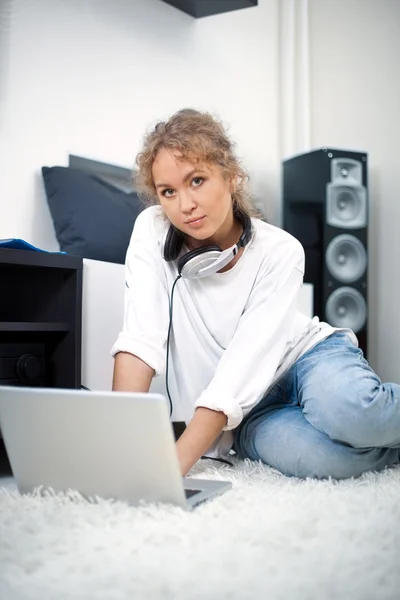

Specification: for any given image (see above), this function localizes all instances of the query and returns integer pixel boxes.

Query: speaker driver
[325,287,367,333]
[325,234,367,283]
[331,188,361,222]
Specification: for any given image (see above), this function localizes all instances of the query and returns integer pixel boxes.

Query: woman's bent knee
[298,354,400,448]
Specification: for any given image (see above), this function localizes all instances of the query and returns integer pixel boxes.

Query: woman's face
[152,147,236,248]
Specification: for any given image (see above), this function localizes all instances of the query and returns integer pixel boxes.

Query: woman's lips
[186,216,206,228]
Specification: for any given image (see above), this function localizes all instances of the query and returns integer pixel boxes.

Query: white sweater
[111,206,358,457]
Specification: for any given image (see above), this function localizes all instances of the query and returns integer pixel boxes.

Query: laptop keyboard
[185,488,202,499]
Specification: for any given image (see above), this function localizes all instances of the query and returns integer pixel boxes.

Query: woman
[112,108,400,480]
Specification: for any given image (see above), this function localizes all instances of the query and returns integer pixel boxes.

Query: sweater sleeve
[193,239,305,430]
[110,208,170,376]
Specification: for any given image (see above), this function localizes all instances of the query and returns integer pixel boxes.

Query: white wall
[309,0,400,380]
[0,0,279,251]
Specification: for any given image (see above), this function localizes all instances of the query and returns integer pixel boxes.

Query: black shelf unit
[162,0,258,18]
[0,248,83,474]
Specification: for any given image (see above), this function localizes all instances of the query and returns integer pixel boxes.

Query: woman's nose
[179,190,197,212]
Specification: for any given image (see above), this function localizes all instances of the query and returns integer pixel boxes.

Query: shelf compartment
[0,322,70,333]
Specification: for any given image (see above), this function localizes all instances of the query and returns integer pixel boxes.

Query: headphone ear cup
[178,245,221,275]
[163,225,184,262]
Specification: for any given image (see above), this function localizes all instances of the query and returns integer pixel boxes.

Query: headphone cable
[165,274,181,417]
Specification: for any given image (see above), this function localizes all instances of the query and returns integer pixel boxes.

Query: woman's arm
[113,351,224,476]
[113,352,225,476]
[111,208,170,381]
[175,407,227,476]
[112,351,154,392]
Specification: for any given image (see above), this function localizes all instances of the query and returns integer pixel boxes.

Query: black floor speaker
[283,148,368,357]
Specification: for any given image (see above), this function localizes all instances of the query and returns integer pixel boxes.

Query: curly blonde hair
[134,108,259,219]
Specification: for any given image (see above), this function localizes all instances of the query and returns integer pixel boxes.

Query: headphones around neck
[162,210,252,279]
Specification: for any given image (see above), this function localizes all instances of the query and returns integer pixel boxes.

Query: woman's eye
[162,189,175,198]
[192,177,204,187]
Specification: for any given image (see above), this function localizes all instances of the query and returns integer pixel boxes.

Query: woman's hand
[175,407,228,476]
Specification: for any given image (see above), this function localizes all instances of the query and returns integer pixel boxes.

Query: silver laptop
[0,386,232,510]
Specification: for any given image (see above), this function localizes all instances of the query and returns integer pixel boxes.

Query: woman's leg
[234,333,400,479]
[296,331,400,449]
[235,403,398,480]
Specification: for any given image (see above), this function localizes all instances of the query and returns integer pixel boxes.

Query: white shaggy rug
[1,458,400,600]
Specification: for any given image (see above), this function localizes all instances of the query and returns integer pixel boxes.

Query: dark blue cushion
[42,166,143,264]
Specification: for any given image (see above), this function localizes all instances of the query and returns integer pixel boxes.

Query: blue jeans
[234,331,400,479]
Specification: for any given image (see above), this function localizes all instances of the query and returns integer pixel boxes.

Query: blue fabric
[0,238,64,253]
[234,331,400,479]
[42,166,143,264]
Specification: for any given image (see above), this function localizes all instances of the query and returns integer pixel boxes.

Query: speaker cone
[331,187,361,223]
[325,234,367,283]
[325,287,367,333]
